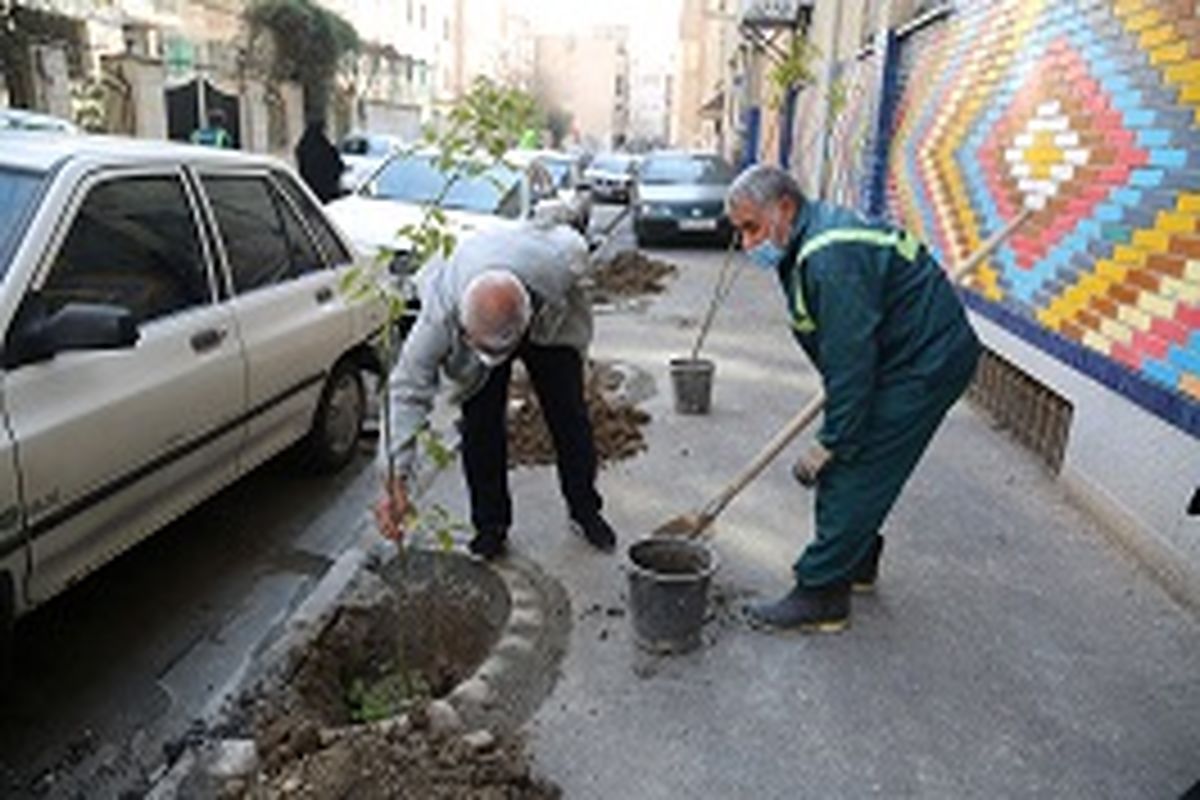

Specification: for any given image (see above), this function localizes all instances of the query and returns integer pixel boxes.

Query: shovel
[654,209,1033,539]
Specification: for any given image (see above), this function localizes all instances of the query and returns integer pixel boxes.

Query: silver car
[582,152,637,204]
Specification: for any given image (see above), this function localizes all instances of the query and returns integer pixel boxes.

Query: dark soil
[507,360,650,467]
[590,250,678,299]
[219,556,557,799]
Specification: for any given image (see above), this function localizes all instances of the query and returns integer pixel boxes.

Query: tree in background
[0,2,85,110]
[244,0,359,123]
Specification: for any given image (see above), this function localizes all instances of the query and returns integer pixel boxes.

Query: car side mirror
[5,297,139,368]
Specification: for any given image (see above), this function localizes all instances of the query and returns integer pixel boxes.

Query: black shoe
[744,582,850,633]
[570,513,617,552]
[851,536,885,593]
[468,527,508,560]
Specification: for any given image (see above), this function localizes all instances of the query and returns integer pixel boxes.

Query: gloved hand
[373,476,412,542]
[791,444,832,488]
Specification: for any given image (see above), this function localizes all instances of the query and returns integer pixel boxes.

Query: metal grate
[967,348,1073,474]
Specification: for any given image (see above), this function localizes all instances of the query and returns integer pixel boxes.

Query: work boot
[468,527,508,561]
[744,582,850,633]
[570,513,617,553]
[851,536,885,593]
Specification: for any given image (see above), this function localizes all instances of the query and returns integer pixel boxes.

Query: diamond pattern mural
[885,0,1200,435]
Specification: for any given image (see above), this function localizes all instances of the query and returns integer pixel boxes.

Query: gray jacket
[383,222,592,476]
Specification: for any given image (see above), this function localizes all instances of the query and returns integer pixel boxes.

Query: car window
[0,166,44,280]
[529,164,555,200]
[44,174,209,324]
[272,170,353,266]
[639,155,734,185]
[541,159,571,188]
[204,175,325,294]
[369,154,521,215]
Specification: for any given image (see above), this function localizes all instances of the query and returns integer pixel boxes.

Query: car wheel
[302,359,366,472]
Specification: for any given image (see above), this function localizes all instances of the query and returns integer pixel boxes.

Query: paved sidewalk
[426,244,1200,799]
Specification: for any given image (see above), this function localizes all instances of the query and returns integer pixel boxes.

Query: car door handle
[190,328,227,353]
[315,286,334,305]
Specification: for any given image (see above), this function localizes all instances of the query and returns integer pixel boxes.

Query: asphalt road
[0,434,380,798]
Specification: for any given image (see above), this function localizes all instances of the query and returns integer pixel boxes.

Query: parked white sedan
[326,149,571,280]
[0,135,386,656]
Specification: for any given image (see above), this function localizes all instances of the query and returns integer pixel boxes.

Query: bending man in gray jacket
[374,222,617,559]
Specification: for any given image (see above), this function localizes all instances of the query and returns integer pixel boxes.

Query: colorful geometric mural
[884,0,1200,435]
[826,50,883,209]
[785,49,883,208]
[788,80,828,197]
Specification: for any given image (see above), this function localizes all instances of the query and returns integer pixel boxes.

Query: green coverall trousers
[794,348,979,588]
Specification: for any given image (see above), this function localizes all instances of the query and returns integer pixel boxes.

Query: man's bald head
[459,269,532,364]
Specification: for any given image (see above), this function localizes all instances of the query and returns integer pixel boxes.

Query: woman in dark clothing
[295,120,345,203]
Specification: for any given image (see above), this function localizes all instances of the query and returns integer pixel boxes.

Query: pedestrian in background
[295,118,345,203]
[190,108,232,148]
[726,164,981,633]
[373,223,618,560]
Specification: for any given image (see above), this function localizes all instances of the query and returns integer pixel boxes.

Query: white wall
[972,313,1200,610]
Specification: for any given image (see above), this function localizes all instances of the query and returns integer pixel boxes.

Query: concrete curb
[146,538,569,798]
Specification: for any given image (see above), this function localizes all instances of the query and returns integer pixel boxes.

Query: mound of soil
[591,250,677,298]
[223,705,558,799]
[508,361,650,467]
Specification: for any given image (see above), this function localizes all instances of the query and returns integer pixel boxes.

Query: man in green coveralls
[726,164,981,633]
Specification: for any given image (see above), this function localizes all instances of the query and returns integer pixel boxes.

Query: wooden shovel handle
[699,389,828,520]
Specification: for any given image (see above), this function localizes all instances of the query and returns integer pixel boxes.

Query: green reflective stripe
[789,226,920,333]
[792,284,816,333]
[895,229,920,261]
[797,227,920,264]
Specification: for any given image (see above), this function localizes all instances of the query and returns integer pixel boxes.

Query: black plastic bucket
[669,357,715,415]
[627,538,717,654]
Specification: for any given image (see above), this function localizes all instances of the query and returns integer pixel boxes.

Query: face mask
[473,346,514,368]
[747,239,785,271]
[744,206,787,271]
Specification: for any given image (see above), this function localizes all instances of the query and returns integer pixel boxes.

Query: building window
[406,0,413,23]
[420,3,427,29]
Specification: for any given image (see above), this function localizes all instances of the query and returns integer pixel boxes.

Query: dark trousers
[460,342,601,532]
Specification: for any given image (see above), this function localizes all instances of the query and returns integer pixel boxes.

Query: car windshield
[540,158,571,187]
[367,154,520,215]
[0,166,44,278]
[639,155,734,185]
[590,155,632,173]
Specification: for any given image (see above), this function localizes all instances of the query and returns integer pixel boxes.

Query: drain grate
[967,348,1073,474]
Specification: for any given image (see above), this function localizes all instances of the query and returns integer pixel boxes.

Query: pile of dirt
[590,250,678,298]
[507,361,650,467]
[220,704,558,799]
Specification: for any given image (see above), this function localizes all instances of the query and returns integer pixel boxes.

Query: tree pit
[219,551,560,799]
